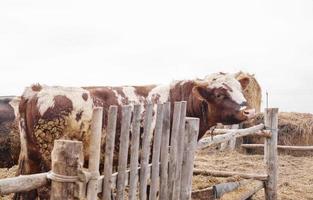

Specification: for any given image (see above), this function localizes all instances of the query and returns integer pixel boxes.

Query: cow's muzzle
[242,108,256,119]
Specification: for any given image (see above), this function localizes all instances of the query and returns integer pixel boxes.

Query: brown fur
[134,85,157,97]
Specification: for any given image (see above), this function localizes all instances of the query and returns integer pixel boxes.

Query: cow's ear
[193,85,214,102]
[238,77,250,90]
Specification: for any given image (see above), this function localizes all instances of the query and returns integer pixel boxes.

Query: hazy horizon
[1,0,313,113]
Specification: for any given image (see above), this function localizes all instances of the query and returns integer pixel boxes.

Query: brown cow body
[16,73,255,199]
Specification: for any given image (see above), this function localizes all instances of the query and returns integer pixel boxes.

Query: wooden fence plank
[228,124,239,150]
[87,107,103,200]
[116,105,132,200]
[172,101,187,200]
[129,104,142,200]
[180,117,200,200]
[168,102,182,200]
[139,103,153,200]
[149,104,164,200]
[264,108,278,200]
[102,106,118,200]
[159,102,171,200]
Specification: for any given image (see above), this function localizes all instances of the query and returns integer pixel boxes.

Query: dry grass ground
[193,150,313,200]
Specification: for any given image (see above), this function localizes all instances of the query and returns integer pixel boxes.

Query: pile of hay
[235,71,262,113]
[242,112,313,155]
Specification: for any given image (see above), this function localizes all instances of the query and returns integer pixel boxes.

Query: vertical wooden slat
[168,102,182,200]
[172,101,187,200]
[102,106,118,200]
[50,140,83,200]
[116,105,132,200]
[149,104,164,200]
[264,108,278,200]
[139,103,153,200]
[87,107,103,200]
[159,102,171,200]
[180,117,200,200]
[229,124,239,150]
[129,105,142,200]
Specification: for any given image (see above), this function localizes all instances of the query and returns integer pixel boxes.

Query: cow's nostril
[244,111,250,115]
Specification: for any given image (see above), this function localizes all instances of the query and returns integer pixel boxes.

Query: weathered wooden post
[139,103,153,200]
[149,104,164,200]
[229,124,239,150]
[264,108,278,200]
[180,117,199,200]
[102,106,118,200]
[159,102,171,200]
[168,102,182,200]
[128,104,142,200]
[87,107,103,200]
[50,139,83,200]
[172,101,187,200]
[116,105,132,200]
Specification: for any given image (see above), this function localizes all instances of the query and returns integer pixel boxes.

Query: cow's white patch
[122,86,147,116]
[122,86,139,103]
[22,86,41,100]
[112,89,123,105]
[147,84,170,103]
[204,73,246,105]
[26,86,93,123]
[147,84,170,135]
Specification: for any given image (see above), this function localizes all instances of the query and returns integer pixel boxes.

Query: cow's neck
[169,80,217,139]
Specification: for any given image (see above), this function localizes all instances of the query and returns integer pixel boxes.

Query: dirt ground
[1,151,313,200]
[193,149,313,200]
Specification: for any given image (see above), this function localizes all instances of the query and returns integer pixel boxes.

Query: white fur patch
[147,84,170,103]
[24,86,93,122]
[112,89,123,105]
[122,86,139,103]
[204,73,246,105]
[22,86,40,100]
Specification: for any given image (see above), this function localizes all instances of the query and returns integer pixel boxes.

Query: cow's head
[193,72,255,125]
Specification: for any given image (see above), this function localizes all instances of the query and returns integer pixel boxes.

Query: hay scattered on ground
[193,150,313,200]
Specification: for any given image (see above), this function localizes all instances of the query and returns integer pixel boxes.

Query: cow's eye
[216,94,225,100]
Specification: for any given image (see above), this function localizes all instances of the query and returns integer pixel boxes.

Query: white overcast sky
[0,0,313,113]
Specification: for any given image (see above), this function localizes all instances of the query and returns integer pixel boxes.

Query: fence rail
[241,144,313,151]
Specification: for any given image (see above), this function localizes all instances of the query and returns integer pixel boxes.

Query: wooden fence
[196,108,279,200]
[0,101,200,200]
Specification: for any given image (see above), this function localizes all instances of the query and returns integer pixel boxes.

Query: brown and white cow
[16,73,255,199]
